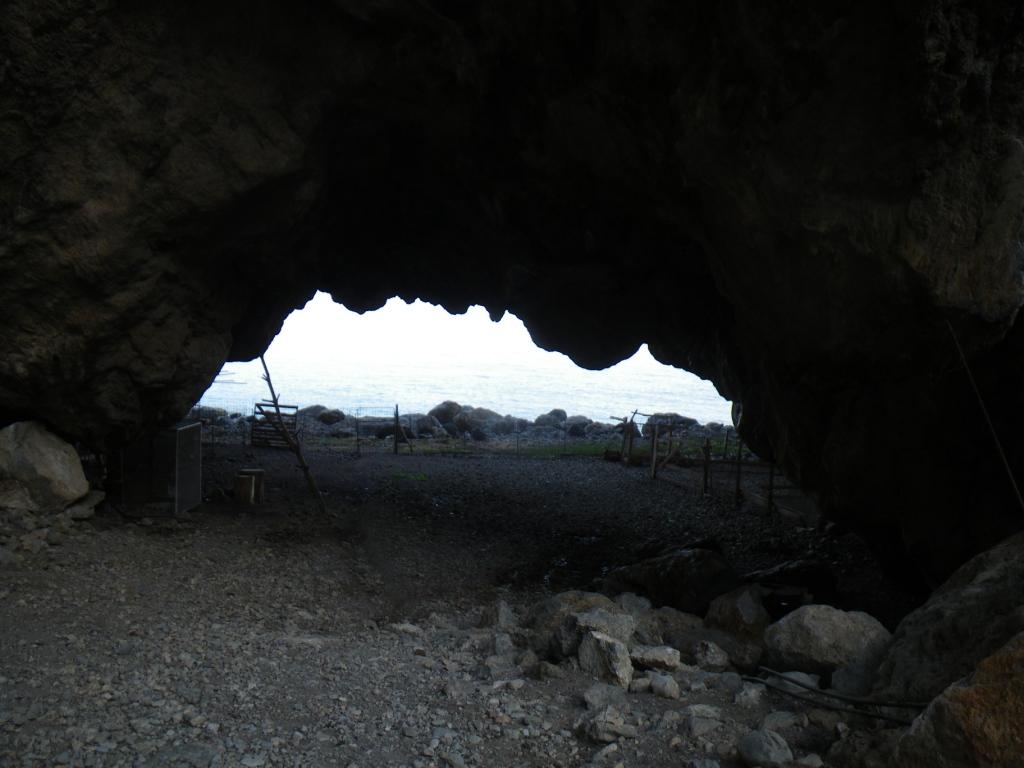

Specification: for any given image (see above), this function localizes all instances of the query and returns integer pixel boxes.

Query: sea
[197,292,733,425]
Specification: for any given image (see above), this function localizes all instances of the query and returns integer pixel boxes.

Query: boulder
[428,401,462,424]
[763,604,890,677]
[638,606,762,672]
[891,630,1024,768]
[556,607,636,657]
[615,592,653,617]
[575,706,637,743]
[629,645,680,671]
[874,530,1024,701]
[583,682,627,711]
[737,730,793,768]
[602,548,739,615]
[642,413,697,437]
[534,409,567,428]
[629,676,652,694]
[453,406,502,434]
[706,585,772,639]
[735,682,766,708]
[825,728,902,768]
[831,652,882,698]
[692,640,730,672]
[761,711,805,731]
[648,672,680,699]
[637,604,704,645]
[564,415,592,437]
[526,590,618,659]
[684,704,724,737]
[578,631,633,688]
[316,408,345,425]
[492,416,529,435]
[403,413,442,437]
[0,422,88,512]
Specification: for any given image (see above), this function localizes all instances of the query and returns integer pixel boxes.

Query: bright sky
[208,292,733,424]
[270,292,550,368]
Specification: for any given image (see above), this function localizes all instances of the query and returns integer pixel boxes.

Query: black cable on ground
[756,667,931,710]
[740,676,915,727]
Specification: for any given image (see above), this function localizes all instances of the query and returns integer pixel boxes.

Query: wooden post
[702,437,711,495]
[393,405,400,455]
[734,439,743,507]
[622,417,630,466]
[650,423,660,479]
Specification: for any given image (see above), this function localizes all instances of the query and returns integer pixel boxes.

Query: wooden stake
[702,437,711,495]
[734,439,743,507]
[393,404,400,455]
[650,423,660,479]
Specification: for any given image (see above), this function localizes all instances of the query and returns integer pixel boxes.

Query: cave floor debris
[0,447,917,767]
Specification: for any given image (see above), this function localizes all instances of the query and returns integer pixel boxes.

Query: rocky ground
[0,447,923,767]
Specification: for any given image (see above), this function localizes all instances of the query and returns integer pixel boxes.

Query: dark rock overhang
[2,1,1023,583]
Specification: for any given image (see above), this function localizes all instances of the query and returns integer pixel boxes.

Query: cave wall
[2,0,1024,583]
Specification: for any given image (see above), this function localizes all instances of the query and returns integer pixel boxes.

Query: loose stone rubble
[3,440,1021,767]
[0,515,890,768]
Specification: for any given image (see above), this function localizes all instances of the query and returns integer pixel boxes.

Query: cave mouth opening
[199,291,734,428]
[186,291,923,628]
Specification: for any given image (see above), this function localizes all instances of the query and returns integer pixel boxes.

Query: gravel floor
[0,447,917,767]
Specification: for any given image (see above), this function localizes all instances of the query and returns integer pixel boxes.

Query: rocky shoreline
[192,400,736,445]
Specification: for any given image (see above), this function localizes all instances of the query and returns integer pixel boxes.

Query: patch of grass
[518,441,611,459]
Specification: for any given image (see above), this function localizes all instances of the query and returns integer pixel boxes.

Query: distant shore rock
[564,415,592,437]
[192,399,719,445]
[641,413,697,437]
[535,409,567,428]
[317,408,345,425]
[427,400,462,424]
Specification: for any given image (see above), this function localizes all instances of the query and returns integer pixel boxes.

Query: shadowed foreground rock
[892,630,1024,768]
[874,530,1024,701]
[0,422,88,512]
[763,604,891,679]
[2,2,1024,582]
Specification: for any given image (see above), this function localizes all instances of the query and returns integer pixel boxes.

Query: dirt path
[0,447,917,767]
